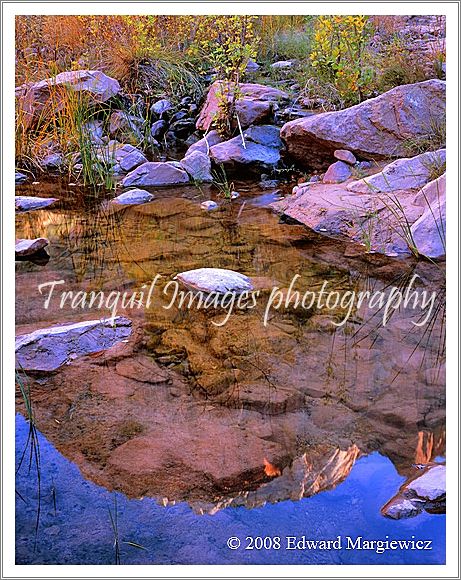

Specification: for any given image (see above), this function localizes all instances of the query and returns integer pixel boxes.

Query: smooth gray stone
[15,317,133,372]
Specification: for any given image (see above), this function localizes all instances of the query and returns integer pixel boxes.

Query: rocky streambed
[15,66,446,564]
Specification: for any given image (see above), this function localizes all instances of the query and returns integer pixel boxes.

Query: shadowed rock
[185,130,224,156]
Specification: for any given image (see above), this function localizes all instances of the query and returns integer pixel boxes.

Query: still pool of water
[15,179,446,565]
[15,415,445,565]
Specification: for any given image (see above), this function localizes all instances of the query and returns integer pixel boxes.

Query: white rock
[15,237,49,257]
[200,200,218,211]
[407,465,446,501]
[15,317,132,372]
[111,189,154,205]
[175,268,253,294]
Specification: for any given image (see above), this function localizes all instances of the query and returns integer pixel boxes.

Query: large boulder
[347,150,446,193]
[270,180,430,256]
[209,125,283,172]
[15,317,133,372]
[16,70,120,130]
[179,150,213,183]
[197,81,289,131]
[122,162,190,187]
[281,80,446,168]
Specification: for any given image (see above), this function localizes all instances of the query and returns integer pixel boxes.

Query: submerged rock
[111,189,154,205]
[197,81,289,131]
[180,150,213,182]
[175,267,253,294]
[15,317,133,372]
[15,196,58,211]
[15,237,49,257]
[122,161,190,187]
[382,464,446,519]
[281,79,446,168]
[347,149,446,193]
[16,70,120,130]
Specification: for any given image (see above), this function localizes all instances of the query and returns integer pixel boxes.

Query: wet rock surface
[15,196,58,211]
[15,317,132,372]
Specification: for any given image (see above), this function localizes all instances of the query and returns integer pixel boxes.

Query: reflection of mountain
[15,188,445,513]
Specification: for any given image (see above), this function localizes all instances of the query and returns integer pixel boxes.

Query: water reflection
[15,180,445,512]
